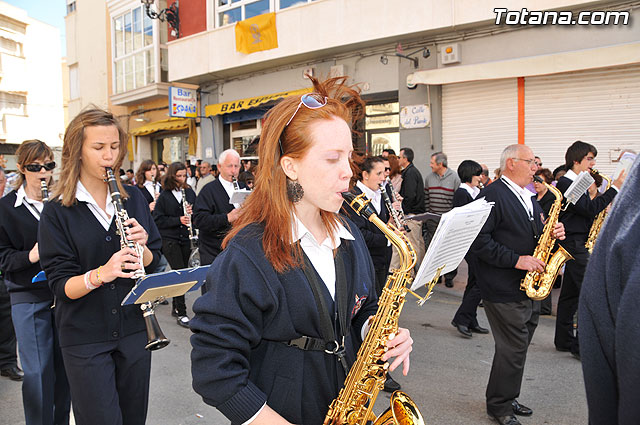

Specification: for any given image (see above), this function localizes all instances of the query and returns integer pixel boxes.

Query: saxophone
[519,176,574,300]
[585,169,612,253]
[324,192,425,425]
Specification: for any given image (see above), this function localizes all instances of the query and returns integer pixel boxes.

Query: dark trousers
[12,301,71,425]
[555,240,589,354]
[484,299,540,417]
[162,239,191,316]
[61,330,151,425]
[0,277,17,370]
[452,258,481,327]
[374,269,387,298]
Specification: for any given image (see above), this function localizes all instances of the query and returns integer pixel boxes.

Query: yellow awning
[129,118,191,136]
[205,87,312,116]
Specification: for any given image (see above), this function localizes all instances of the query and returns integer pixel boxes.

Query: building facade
[0,1,64,170]
[167,0,639,177]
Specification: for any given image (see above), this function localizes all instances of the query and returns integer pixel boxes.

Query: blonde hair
[54,108,129,206]
[14,139,54,189]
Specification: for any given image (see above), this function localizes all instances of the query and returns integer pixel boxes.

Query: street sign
[169,86,197,118]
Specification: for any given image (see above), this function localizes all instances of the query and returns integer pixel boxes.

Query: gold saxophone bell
[374,391,425,425]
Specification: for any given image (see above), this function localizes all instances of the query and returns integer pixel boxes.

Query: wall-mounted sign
[400,104,430,129]
[169,86,197,118]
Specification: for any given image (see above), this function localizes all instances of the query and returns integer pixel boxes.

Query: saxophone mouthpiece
[533,175,543,183]
[341,192,376,219]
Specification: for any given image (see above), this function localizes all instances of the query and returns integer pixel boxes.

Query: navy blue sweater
[0,190,53,304]
[471,179,544,303]
[38,185,162,348]
[190,219,378,425]
[579,157,640,425]
[152,188,196,243]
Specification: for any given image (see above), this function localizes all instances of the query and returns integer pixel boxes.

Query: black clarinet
[40,178,49,202]
[105,167,170,351]
[380,181,410,232]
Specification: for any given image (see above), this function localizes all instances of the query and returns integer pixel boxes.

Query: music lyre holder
[122,266,209,350]
[407,264,446,306]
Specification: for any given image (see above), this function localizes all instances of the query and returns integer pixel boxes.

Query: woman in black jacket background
[153,161,196,327]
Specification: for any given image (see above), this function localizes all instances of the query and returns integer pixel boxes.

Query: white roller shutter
[525,64,640,177]
[442,78,517,174]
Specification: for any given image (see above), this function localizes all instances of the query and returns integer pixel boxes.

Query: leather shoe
[1,366,24,381]
[512,399,533,416]
[176,315,190,328]
[383,375,401,393]
[469,324,489,334]
[488,413,522,425]
[445,279,454,288]
[451,321,472,338]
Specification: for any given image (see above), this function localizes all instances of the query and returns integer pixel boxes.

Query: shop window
[228,119,261,157]
[217,0,315,26]
[112,4,166,94]
[154,134,187,164]
[365,101,399,156]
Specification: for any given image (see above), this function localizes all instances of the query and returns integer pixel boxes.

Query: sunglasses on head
[279,93,328,154]
[24,162,56,172]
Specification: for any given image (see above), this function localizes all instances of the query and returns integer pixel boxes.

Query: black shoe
[555,345,571,352]
[469,324,490,334]
[451,321,472,338]
[171,309,180,317]
[478,301,484,307]
[511,399,533,416]
[383,375,401,393]
[488,413,522,425]
[445,279,454,288]
[177,315,190,328]
[571,351,581,361]
[1,366,24,381]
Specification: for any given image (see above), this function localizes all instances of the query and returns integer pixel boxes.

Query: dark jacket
[556,175,617,243]
[0,190,53,304]
[190,219,378,425]
[399,163,425,214]
[152,188,196,244]
[192,178,246,264]
[452,186,474,208]
[340,185,392,273]
[535,189,556,218]
[38,185,162,347]
[579,156,640,425]
[471,179,544,303]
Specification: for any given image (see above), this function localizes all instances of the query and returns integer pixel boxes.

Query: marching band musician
[38,109,162,425]
[0,140,71,425]
[554,141,625,359]
[152,161,196,328]
[190,77,413,425]
[135,159,161,212]
[470,144,565,425]
[192,149,246,274]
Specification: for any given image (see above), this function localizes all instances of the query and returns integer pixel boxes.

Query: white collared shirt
[143,180,160,199]
[356,181,382,214]
[219,176,241,209]
[501,175,534,219]
[172,188,183,204]
[291,215,354,300]
[461,183,478,199]
[15,184,43,220]
[76,181,114,231]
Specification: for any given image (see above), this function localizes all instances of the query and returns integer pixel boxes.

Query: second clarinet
[380,180,410,232]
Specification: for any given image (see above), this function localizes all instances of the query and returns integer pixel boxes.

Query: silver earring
[286,178,304,203]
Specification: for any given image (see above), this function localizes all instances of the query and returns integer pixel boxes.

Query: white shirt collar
[219,177,241,208]
[15,184,43,219]
[76,180,115,231]
[564,169,578,181]
[461,183,478,199]
[356,181,382,214]
[501,174,534,217]
[291,215,354,247]
[172,188,183,203]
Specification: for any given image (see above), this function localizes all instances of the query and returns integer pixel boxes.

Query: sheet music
[564,171,594,205]
[229,189,251,204]
[411,198,493,291]
[614,151,637,180]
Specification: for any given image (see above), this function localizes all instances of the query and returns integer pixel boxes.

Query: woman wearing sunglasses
[190,77,414,425]
[0,139,71,425]
[37,109,162,425]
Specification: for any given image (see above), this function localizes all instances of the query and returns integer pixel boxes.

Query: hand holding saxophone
[383,327,413,376]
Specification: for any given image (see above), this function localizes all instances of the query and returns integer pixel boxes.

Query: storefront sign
[400,104,430,129]
[169,87,197,118]
[205,87,312,116]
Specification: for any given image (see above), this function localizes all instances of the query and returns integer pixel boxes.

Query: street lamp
[141,0,180,38]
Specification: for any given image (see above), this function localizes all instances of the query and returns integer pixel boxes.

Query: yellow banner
[235,12,278,54]
[205,87,311,116]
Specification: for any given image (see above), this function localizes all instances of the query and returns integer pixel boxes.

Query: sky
[3,0,67,56]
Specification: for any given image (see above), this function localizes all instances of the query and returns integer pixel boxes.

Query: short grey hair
[218,149,240,165]
[431,152,448,168]
[500,144,530,170]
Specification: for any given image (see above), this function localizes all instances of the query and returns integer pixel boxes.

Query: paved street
[1,266,587,425]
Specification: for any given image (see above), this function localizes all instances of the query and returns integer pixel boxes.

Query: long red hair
[223,76,365,273]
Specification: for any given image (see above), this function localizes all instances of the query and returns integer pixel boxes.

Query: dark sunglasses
[279,93,328,154]
[25,162,56,172]
[385,167,391,171]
